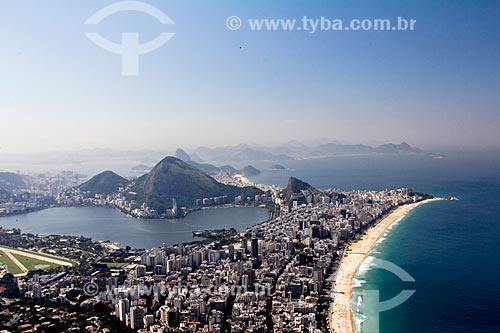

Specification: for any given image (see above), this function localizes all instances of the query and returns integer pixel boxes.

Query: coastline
[329,198,443,333]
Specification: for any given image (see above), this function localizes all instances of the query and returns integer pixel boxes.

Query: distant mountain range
[174,148,261,177]
[189,141,428,162]
[175,148,221,175]
[191,145,294,163]
[0,141,436,171]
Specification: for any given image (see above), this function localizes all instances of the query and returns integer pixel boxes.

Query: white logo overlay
[84,1,175,76]
[357,258,416,333]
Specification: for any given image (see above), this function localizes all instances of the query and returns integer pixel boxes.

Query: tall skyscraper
[251,238,259,258]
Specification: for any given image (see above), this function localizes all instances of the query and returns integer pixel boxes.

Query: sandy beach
[329,198,442,333]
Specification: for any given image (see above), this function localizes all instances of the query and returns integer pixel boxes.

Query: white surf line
[329,198,444,333]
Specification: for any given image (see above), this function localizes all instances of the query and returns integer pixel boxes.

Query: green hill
[79,171,128,195]
[129,157,262,214]
[0,172,25,188]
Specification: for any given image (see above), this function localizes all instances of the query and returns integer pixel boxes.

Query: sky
[0,0,499,154]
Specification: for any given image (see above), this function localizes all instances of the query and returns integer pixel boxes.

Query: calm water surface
[0,206,269,249]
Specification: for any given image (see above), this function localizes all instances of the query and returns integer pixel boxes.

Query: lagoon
[0,206,269,249]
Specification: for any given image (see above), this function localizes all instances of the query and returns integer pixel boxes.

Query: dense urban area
[0,168,427,332]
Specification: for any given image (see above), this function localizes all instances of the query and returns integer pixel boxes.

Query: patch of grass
[11,253,61,272]
[101,262,125,268]
[0,250,24,275]
[0,245,76,266]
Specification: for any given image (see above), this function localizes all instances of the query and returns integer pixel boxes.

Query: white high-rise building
[117,298,130,322]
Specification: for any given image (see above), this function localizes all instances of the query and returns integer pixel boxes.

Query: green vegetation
[0,172,25,188]
[11,253,61,271]
[413,192,434,200]
[0,172,26,194]
[0,250,24,275]
[101,262,125,268]
[186,159,221,174]
[0,273,20,298]
[79,170,128,195]
[0,245,76,266]
[130,157,263,214]
[192,228,237,240]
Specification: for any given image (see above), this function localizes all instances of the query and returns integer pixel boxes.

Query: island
[268,164,286,171]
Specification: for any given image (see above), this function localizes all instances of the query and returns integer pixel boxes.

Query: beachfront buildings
[67,187,421,332]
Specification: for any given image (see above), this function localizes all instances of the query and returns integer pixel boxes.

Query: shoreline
[329,198,443,333]
[0,205,272,250]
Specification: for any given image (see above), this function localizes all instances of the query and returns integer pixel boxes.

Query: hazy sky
[0,0,499,154]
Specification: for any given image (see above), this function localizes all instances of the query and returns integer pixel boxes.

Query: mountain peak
[79,170,128,195]
[130,157,262,214]
[175,148,191,162]
[242,165,261,177]
[284,177,317,207]
[158,155,183,165]
[286,177,314,193]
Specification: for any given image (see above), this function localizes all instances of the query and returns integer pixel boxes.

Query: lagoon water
[1,150,500,331]
[0,207,269,249]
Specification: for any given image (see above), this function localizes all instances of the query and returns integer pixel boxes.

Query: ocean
[246,150,500,332]
[2,150,499,331]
